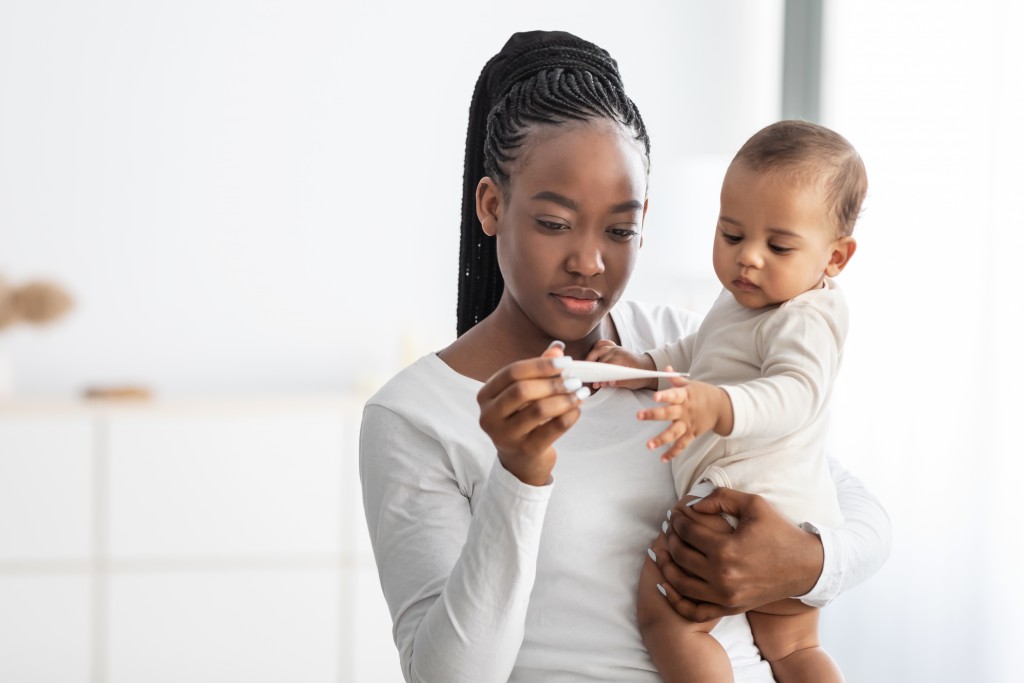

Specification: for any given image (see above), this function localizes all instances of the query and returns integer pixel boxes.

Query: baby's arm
[721,303,842,441]
[638,376,735,462]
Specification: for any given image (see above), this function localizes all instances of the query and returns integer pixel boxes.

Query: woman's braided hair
[456,31,650,336]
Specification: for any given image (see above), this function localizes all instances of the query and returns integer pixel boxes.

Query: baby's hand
[637,374,734,462]
[586,339,658,390]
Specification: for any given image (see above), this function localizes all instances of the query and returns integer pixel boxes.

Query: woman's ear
[476,177,503,236]
[639,198,648,249]
[824,236,857,277]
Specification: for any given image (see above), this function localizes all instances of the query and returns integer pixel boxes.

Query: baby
[593,120,867,683]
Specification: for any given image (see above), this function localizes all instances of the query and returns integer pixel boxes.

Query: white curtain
[818,2,1024,681]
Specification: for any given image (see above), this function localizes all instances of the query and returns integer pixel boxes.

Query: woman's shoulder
[612,299,702,351]
[367,353,475,415]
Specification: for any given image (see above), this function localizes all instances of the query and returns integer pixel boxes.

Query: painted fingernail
[666,509,672,520]
[647,548,657,562]
[575,387,591,401]
[656,584,668,597]
[547,340,566,351]
[563,377,583,392]
[661,521,669,533]
[552,356,573,369]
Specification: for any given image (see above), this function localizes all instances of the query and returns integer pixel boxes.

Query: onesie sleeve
[723,300,844,439]
[797,454,893,607]
[359,403,552,682]
[647,331,697,391]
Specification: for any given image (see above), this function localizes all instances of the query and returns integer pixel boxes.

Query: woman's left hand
[650,487,825,622]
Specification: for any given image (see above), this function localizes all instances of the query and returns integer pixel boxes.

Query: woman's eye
[537,220,569,231]
[608,228,639,241]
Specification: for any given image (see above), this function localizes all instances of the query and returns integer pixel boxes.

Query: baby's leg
[746,600,844,683]
[638,533,732,683]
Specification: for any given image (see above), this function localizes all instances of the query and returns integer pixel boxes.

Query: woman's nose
[567,236,605,276]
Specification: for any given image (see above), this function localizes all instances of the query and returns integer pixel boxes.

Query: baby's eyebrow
[718,215,742,226]
[766,227,803,239]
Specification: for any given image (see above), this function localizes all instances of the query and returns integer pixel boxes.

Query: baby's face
[712,162,843,309]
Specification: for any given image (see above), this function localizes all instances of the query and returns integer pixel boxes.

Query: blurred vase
[0,353,12,400]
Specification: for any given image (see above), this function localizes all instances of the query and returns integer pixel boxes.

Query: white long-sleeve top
[648,281,846,527]
[360,300,891,683]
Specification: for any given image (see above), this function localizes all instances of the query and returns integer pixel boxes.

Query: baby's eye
[769,244,793,254]
[720,231,741,243]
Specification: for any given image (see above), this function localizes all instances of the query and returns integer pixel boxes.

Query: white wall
[0,0,781,399]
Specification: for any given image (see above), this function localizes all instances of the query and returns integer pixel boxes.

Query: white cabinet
[0,399,403,683]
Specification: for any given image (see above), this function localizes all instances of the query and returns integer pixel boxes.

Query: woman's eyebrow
[531,191,578,210]
[610,199,644,213]
[530,192,643,214]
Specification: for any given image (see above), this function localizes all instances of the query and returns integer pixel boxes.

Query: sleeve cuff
[795,521,844,608]
[491,458,555,502]
[646,348,675,391]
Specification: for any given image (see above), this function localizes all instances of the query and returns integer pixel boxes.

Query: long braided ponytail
[456,31,650,336]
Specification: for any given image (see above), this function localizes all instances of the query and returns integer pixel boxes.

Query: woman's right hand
[476,342,589,486]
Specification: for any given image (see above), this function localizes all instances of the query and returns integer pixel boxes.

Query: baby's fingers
[637,404,686,422]
[664,365,690,389]
[660,436,693,462]
[646,420,690,452]
[651,386,690,405]
[584,339,619,362]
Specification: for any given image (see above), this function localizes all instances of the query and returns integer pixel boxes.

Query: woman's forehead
[509,120,648,197]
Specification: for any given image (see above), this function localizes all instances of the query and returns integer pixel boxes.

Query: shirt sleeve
[359,403,553,682]
[647,331,697,391]
[796,454,893,607]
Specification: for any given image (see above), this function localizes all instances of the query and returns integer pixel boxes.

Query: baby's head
[714,120,867,309]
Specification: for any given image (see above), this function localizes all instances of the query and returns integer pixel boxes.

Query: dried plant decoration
[0,275,74,330]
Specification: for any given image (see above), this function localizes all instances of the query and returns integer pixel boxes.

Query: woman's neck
[437,304,619,383]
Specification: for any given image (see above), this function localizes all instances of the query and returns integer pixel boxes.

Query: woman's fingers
[483,374,587,423]
[477,352,570,400]
[520,404,582,454]
[495,391,587,444]
[650,532,726,622]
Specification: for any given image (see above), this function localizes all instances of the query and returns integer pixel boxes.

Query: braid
[456,31,650,337]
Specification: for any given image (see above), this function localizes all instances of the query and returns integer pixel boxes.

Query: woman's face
[477,119,648,345]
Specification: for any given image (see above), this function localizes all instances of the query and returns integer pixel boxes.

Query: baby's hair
[457,31,650,337]
[733,120,867,237]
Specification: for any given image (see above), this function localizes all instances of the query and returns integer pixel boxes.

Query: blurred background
[1,0,1022,681]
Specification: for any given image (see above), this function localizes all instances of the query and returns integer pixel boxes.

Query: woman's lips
[551,289,602,314]
[554,296,601,314]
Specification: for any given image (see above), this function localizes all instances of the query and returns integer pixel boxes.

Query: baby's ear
[824,237,857,277]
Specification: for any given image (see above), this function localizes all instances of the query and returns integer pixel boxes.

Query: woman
[360,30,890,682]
